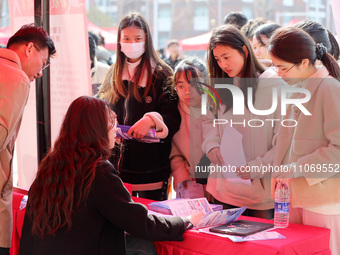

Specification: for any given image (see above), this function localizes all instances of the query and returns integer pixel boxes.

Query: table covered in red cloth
[11,188,331,255]
[11,189,28,255]
[152,215,331,255]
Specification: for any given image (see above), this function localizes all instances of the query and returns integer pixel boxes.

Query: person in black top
[165,39,183,70]
[223,12,248,30]
[19,96,201,255]
[97,12,181,200]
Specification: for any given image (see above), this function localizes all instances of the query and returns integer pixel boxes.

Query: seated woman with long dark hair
[19,96,199,255]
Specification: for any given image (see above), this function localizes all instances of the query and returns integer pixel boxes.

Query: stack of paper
[149,197,246,229]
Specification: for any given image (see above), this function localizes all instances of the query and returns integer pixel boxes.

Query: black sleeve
[194,154,211,185]
[91,161,188,241]
[157,90,181,143]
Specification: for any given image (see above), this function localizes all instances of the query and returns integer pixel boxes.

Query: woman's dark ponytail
[317,43,340,81]
[269,27,340,81]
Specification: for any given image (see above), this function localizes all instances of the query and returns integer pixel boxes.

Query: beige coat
[273,67,340,208]
[0,48,30,247]
[170,102,204,190]
[202,70,285,210]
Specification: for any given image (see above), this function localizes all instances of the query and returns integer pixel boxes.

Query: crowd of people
[1,10,340,255]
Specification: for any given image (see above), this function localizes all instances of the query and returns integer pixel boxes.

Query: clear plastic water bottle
[274,179,289,228]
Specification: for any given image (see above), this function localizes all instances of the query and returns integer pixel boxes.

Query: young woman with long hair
[268,27,340,255]
[97,12,180,200]
[169,57,207,191]
[252,22,281,67]
[202,25,285,219]
[19,96,198,255]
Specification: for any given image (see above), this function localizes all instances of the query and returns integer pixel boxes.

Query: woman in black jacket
[19,96,196,255]
[97,12,180,200]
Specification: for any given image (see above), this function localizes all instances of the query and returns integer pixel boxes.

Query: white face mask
[120,42,145,60]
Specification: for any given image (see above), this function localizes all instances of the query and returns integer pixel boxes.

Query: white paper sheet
[220,126,251,185]
[176,181,205,199]
[167,198,246,229]
[195,207,246,229]
[148,210,173,218]
[167,198,212,217]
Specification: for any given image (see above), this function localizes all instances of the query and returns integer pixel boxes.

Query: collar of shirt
[122,58,156,88]
[0,48,22,69]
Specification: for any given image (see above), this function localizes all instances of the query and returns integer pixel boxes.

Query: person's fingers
[128,128,135,137]
[187,210,205,227]
[216,153,225,166]
[240,174,251,180]
[208,150,220,165]
[183,181,188,190]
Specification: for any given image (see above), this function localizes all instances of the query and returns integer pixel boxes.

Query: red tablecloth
[11,190,28,255]
[153,215,331,255]
[11,190,331,255]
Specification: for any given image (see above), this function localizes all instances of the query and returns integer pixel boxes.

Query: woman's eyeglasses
[271,64,296,77]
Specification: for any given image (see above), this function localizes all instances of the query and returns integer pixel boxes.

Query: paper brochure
[176,181,205,199]
[165,198,246,228]
[116,125,161,143]
[220,126,251,185]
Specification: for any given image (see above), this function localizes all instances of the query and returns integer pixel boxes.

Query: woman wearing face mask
[202,25,285,219]
[269,27,340,255]
[97,12,180,201]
